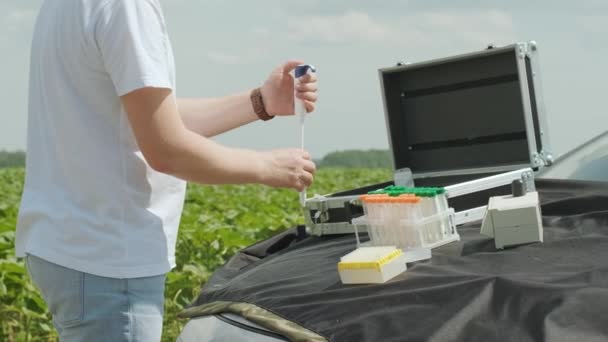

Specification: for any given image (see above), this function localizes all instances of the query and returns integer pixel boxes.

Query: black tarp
[190,179,608,342]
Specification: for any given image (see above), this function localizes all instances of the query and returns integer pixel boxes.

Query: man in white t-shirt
[15,0,318,341]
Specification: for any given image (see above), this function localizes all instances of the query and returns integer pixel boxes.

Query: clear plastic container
[360,192,459,260]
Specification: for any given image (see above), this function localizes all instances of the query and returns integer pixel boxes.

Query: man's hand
[260,60,318,116]
[259,149,316,192]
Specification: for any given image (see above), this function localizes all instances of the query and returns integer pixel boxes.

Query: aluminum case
[306,41,553,236]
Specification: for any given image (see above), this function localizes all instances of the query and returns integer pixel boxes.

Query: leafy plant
[318,149,393,168]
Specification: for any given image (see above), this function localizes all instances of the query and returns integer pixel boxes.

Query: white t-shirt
[16,0,187,279]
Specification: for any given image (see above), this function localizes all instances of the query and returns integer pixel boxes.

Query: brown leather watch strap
[250,87,274,121]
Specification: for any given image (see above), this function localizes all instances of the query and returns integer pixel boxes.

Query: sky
[1,0,607,161]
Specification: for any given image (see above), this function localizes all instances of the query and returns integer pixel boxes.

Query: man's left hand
[260,60,318,116]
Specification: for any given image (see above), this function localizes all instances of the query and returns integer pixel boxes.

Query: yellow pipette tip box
[338,246,407,284]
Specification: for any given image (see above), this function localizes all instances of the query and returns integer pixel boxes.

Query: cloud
[206,48,270,65]
[4,8,36,31]
[0,7,37,49]
[410,10,515,46]
[251,27,271,36]
[285,9,515,48]
[278,0,607,15]
[206,51,242,65]
[286,11,391,44]
[576,14,608,34]
[572,14,608,50]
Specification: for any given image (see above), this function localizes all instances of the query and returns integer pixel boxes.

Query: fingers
[304,101,315,113]
[295,72,317,113]
[296,150,315,173]
[295,91,317,102]
[294,151,315,191]
[282,60,305,73]
[298,172,313,190]
[265,148,316,192]
[295,82,317,92]
[298,73,317,83]
[302,159,316,174]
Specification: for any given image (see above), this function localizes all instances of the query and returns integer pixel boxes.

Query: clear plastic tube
[364,197,381,245]
[294,64,316,207]
[379,199,389,245]
[397,199,409,248]
[389,198,400,246]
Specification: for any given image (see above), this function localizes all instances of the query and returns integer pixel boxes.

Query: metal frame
[308,222,362,236]
[445,168,535,198]
[306,168,536,235]
[514,43,542,168]
[410,164,532,182]
[305,194,363,236]
[378,43,520,74]
[525,41,553,165]
[445,168,535,225]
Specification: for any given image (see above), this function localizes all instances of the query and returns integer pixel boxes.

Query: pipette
[294,64,316,207]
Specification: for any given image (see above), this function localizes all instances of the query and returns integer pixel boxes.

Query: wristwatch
[250,87,274,121]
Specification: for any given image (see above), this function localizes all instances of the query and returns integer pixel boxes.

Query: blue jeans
[26,254,166,342]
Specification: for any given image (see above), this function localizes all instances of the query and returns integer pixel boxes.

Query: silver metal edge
[305,194,361,209]
[514,42,541,168]
[310,222,366,236]
[378,44,519,74]
[444,167,534,198]
[411,163,532,179]
[526,41,553,164]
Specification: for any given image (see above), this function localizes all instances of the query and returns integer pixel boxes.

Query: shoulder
[91,0,167,34]
[93,0,164,20]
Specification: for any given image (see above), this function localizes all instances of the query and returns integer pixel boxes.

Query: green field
[0,167,390,341]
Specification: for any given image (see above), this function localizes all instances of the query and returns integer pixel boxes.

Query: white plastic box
[480,191,543,249]
[338,246,407,284]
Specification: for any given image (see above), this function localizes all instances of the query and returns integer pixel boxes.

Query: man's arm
[177,61,318,137]
[122,87,315,190]
[177,91,257,137]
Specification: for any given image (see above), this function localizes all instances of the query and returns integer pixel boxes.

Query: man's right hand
[260,149,316,192]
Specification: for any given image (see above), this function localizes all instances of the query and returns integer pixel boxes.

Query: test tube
[360,196,376,244]
[379,196,390,245]
[404,195,423,248]
[388,197,400,246]
[396,195,412,248]
[435,189,450,236]
[368,196,384,245]
[392,196,404,248]
[415,191,430,244]
[360,195,371,221]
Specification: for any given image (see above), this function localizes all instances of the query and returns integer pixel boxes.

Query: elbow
[143,148,177,175]
[147,156,174,174]
[138,130,188,175]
